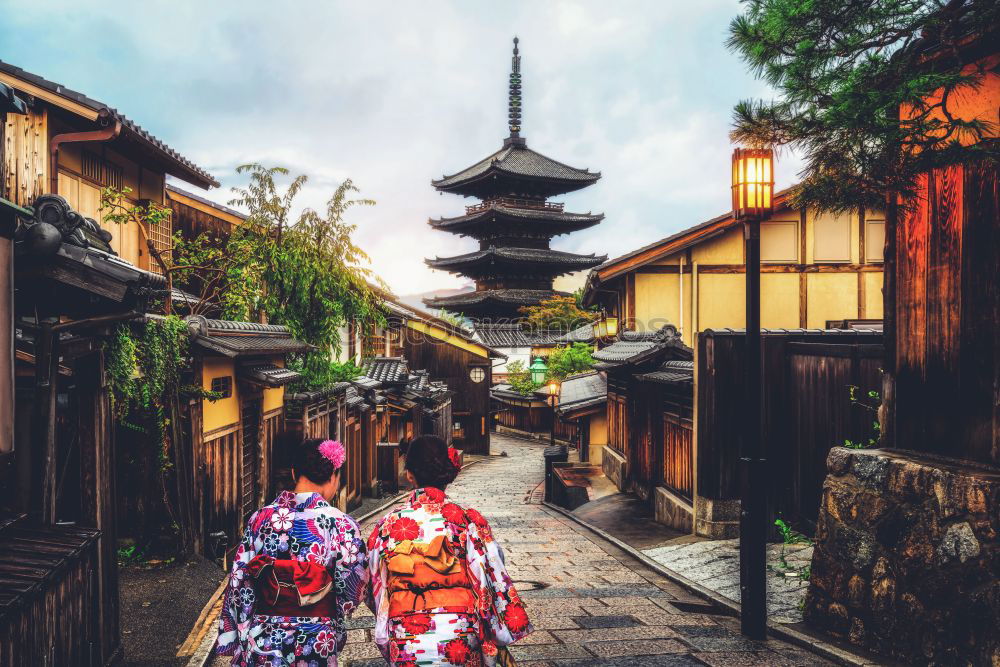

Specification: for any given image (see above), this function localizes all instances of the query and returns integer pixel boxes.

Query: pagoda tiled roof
[432,142,599,196]
[429,205,603,235]
[426,247,606,273]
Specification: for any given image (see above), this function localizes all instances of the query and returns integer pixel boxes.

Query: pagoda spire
[508,37,522,140]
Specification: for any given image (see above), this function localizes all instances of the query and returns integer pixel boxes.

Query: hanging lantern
[731,148,774,220]
[529,357,548,385]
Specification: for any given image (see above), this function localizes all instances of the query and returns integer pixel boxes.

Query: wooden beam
[0,72,101,121]
[799,273,808,328]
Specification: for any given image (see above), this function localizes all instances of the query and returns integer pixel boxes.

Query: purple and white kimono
[217,490,368,666]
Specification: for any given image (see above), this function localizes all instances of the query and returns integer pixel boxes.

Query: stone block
[602,446,628,491]
[654,486,693,533]
[694,495,741,539]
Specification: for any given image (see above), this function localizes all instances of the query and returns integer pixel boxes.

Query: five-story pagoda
[424,38,606,321]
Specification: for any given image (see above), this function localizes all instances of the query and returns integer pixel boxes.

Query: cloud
[2,0,792,295]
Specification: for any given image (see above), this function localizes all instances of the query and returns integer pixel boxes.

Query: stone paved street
[643,540,814,625]
[336,434,833,666]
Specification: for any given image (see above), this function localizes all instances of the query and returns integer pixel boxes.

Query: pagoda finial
[508,36,522,139]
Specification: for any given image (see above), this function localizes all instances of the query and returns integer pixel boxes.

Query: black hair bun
[403,435,459,490]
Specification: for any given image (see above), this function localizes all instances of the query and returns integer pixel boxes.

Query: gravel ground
[120,555,227,666]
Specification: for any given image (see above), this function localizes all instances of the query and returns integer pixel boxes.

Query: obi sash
[247,555,339,617]
[386,534,475,617]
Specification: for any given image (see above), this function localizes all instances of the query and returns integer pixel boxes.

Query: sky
[1,0,801,297]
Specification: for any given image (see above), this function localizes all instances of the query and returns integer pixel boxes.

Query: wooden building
[0,61,217,665]
[471,324,566,383]
[181,316,310,554]
[554,370,608,463]
[424,39,606,320]
[492,385,579,445]
[583,190,885,348]
[591,326,693,508]
[343,296,503,455]
[0,60,218,275]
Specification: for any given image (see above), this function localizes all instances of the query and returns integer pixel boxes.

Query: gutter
[49,108,122,194]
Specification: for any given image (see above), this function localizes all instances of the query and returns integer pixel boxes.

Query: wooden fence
[0,520,102,667]
[697,329,884,531]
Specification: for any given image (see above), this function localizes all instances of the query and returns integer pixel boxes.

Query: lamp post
[731,146,774,640]
[548,380,560,446]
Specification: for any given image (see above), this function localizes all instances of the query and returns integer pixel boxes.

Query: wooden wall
[598,206,885,348]
[402,328,492,454]
[2,106,47,207]
[892,161,1000,465]
[697,330,883,530]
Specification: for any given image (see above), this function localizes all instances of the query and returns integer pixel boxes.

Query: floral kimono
[218,490,368,666]
[366,487,532,666]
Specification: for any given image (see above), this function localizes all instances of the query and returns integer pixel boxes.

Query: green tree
[226,164,384,386]
[546,343,596,382]
[519,294,598,331]
[506,360,541,396]
[727,0,999,212]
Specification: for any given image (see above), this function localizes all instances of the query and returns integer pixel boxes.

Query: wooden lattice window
[145,203,173,276]
[211,376,233,398]
[363,326,387,359]
[81,150,124,191]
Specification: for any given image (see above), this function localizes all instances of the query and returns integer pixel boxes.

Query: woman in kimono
[217,438,368,666]
[366,435,531,666]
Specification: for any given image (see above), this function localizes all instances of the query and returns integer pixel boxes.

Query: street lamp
[732,146,774,640]
[547,381,560,446]
[529,357,548,385]
[592,313,619,341]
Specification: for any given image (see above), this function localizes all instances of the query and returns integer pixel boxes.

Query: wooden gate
[344,417,362,508]
[786,342,883,525]
[240,392,263,521]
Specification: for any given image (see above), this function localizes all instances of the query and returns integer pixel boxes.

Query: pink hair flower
[319,440,346,470]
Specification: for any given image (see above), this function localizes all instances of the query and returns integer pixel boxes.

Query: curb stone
[541,500,884,667]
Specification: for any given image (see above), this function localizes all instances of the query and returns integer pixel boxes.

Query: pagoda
[424,37,607,321]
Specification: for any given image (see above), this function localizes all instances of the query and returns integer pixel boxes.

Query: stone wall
[601,446,627,491]
[805,447,1000,665]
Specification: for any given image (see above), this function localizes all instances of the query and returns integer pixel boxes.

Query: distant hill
[396,286,474,313]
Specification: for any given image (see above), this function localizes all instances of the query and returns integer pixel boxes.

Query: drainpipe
[49,108,122,194]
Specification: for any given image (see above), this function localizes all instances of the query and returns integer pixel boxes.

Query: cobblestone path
[340,434,832,666]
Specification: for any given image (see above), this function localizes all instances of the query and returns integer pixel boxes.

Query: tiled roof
[0,61,218,188]
[238,363,301,387]
[554,322,596,344]
[344,386,370,411]
[556,371,607,416]
[286,381,350,405]
[429,205,603,233]
[433,143,599,191]
[185,315,312,357]
[425,288,568,309]
[408,371,430,392]
[636,360,694,385]
[592,325,690,368]
[351,376,381,390]
[427,246,606,272]
[362,357,409,384]
[166,184,246,220]
[491,384,547,405]
[472,324,566,349]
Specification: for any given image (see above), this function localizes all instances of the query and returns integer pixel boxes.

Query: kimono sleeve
[217,509,263,658]
[334,513,369,617]
[464,512,533,647]
[364,519,393,662]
